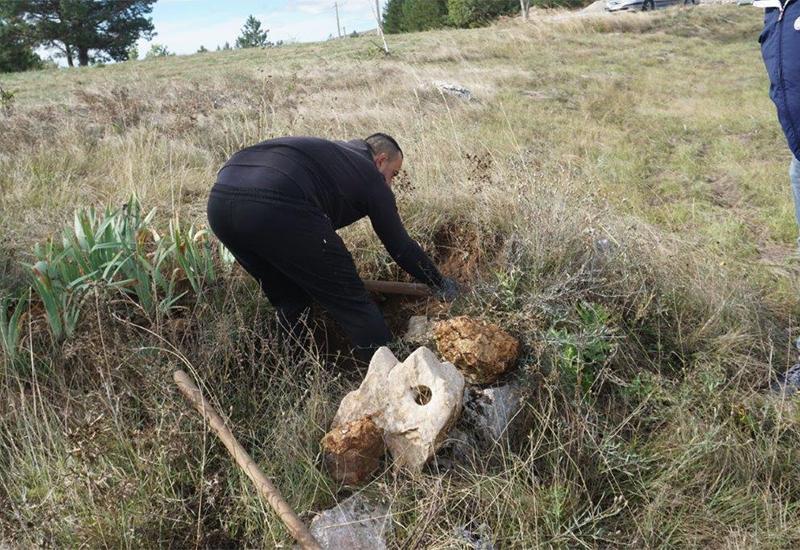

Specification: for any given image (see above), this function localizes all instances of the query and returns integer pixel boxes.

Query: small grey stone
[433,383,528,470]
[595,238,613,254]
[404,315,432,343]
[433,427,478,470]
[310,493,392,550]
[771,364,800,396]
[593,237,621,261]
[453,523,496,550]
[589,237,620,272]
[462,384,524,444]
[435,82,472,101]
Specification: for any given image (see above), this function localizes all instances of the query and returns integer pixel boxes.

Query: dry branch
[173,370,322,550]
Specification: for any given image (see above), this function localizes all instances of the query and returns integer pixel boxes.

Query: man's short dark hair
[365,133,403,159]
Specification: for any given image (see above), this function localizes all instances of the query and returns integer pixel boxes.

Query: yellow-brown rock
[321,416,385,486]
[433,316,519,384]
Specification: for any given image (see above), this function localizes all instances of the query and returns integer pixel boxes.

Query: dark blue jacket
[760,0,800,158]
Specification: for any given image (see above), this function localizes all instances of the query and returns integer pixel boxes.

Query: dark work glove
[433,277,460,302]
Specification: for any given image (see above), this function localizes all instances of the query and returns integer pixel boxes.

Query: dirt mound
[432,223,501,279]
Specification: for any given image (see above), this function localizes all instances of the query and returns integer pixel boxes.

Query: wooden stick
[173,370,322,550]
[363,279,431,297]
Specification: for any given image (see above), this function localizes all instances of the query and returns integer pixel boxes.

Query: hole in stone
[412,385,432,406]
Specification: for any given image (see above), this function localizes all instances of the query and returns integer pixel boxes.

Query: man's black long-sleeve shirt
[215,136,444,288]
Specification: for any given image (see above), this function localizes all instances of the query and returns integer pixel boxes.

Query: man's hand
[433,277,460,301]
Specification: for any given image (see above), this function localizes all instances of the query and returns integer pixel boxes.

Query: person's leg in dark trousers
[232,198,392,357]
[208,189,392,358]
[230,247,313,340]
[208,191,312,341]
[283,224,392,360]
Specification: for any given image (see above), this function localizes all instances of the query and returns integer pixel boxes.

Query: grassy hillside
[2,5,800,547]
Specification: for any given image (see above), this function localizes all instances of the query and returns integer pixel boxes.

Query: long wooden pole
[173,370,322,550]
[363,279,431,297]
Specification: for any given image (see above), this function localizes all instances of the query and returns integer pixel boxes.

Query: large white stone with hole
[332,346,465,471]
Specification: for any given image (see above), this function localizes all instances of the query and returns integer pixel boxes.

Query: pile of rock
[322,346,466,484]
[315,315,527,547]
[321,315,525,485]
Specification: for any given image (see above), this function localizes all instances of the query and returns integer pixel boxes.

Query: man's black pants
[207,185,392,354]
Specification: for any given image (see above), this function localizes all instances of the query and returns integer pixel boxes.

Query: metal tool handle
[363,279,431,297]
[173,370,322,550]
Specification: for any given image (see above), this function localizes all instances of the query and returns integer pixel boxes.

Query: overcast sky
[135,0,379,55]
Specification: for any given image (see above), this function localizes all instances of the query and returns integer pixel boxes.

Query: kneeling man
[207,133,458,357]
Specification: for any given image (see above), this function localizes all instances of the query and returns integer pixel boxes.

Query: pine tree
[0,15,42,72]
[401,0,447,32]
[447,0,517,28]
[7,0,156,67]
[382,0,406,34]
[145,43,171,58]
[235,15,270,49]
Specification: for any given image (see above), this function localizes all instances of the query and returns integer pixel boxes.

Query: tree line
[1,1,274,73]
[1,0,585,74]
[383,0,582,33]
[153,15,276,58]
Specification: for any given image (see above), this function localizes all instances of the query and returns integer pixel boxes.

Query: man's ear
[375,152,388,166]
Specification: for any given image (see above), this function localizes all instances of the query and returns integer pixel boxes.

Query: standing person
[206,134,459,359]
[758,1,800,392]
[757,0,800,249]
